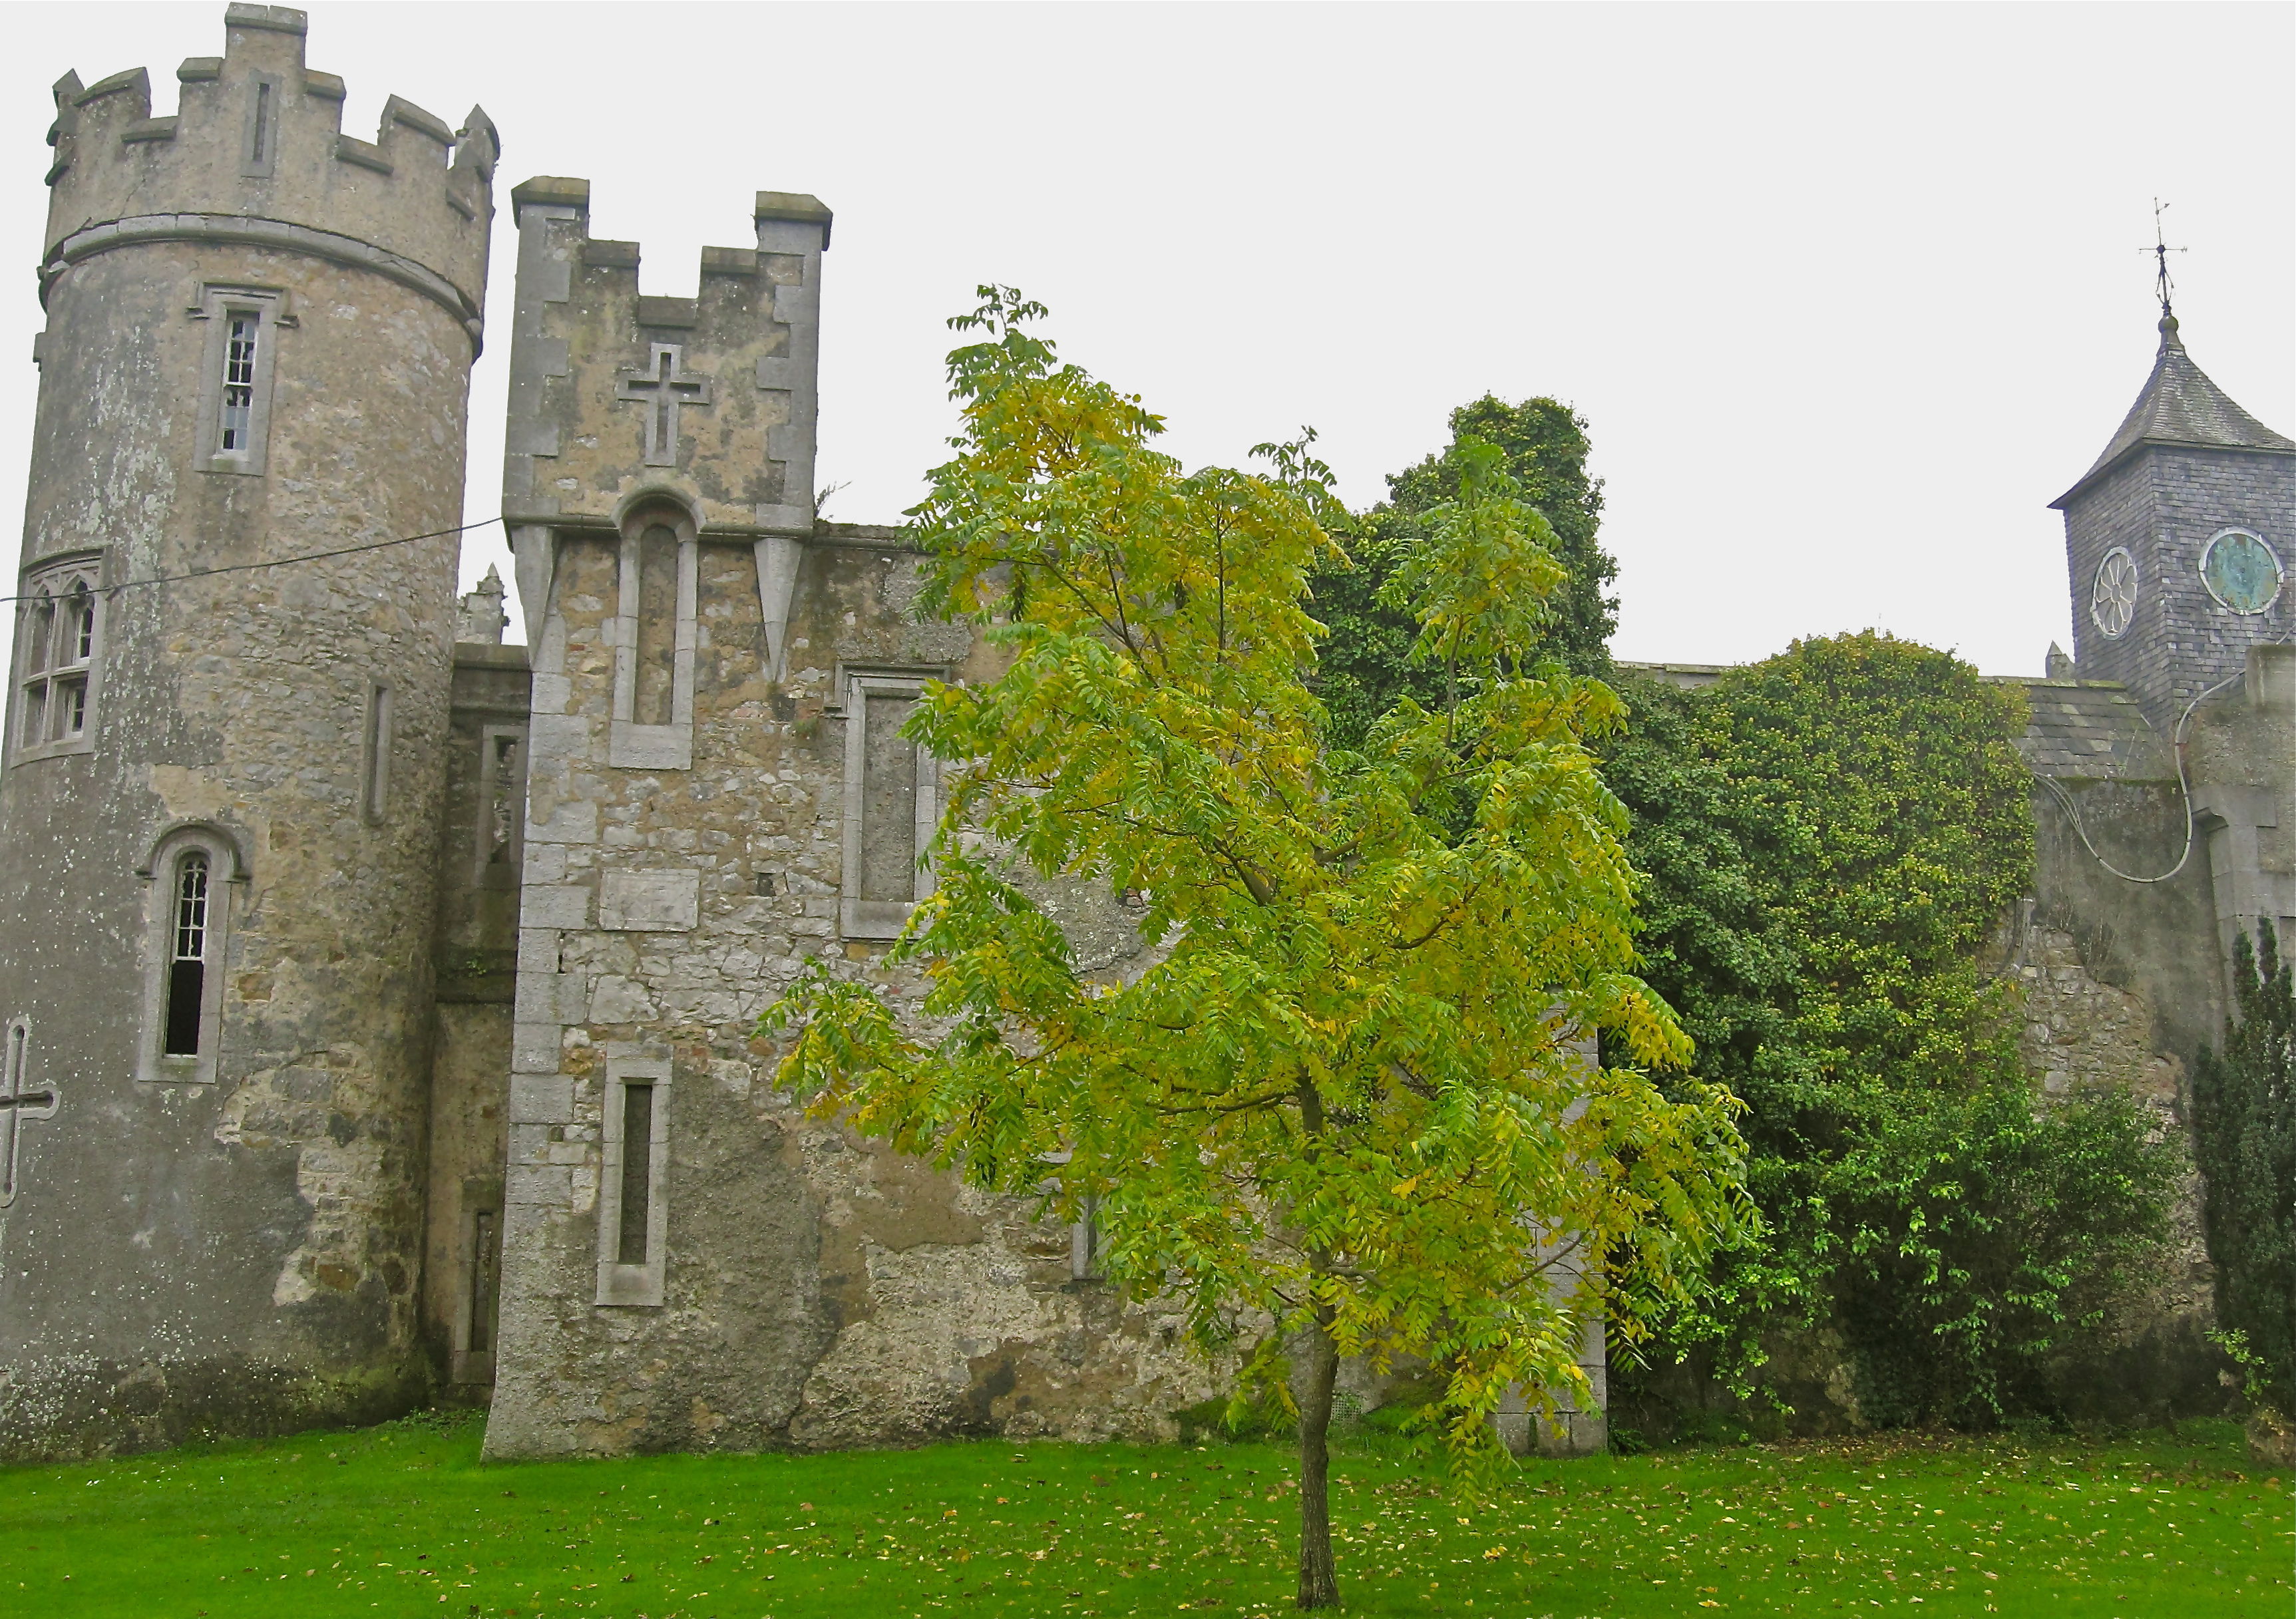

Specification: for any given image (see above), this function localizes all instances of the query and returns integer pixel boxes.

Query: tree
[1314,395,1615,751]
[765,290,1751,1610]
[2194,921,2296,1418]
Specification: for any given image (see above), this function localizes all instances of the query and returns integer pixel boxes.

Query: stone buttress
[0,5,494,1457]
[481,179,1220,1457]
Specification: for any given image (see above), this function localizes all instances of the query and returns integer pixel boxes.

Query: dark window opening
[57,675,86,737]
[220,315,258,451]
[361,683,392,822]
[162,852,210,1057]
[468,1208,499,1352]
[250,81,271,164]
[616,1082,655,1264]
[487,735,520,864]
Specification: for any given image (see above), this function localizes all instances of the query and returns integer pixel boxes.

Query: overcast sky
[3,2,2290,675]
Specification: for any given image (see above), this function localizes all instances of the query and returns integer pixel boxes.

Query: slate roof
[2054,315,2296,507]
[1997,677,2171,779]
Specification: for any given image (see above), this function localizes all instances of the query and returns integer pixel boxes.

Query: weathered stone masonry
[2,4,2287,1463]
[479,177,1219,1459]
[0,5,494,1457]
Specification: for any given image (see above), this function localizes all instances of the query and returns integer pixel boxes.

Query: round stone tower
[0,5,494,1457]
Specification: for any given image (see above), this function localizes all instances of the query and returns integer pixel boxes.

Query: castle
[0,7,2288,1461]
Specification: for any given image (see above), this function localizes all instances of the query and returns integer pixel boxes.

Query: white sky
[3,2,2290,676]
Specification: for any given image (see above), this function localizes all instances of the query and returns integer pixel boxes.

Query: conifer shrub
[2192,921,2296,1419]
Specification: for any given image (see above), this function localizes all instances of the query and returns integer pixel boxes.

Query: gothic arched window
[139,826,242,1085]
[11,556,102,763]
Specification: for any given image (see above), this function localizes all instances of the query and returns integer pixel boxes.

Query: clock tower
[2052,313,2295,729]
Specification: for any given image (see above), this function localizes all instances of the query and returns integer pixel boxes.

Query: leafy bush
[1615,635,2182,1427]
[1313,399,2185,1431]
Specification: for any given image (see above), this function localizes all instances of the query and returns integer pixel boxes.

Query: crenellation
[41,8,494,353]
[5,2,2287,1467]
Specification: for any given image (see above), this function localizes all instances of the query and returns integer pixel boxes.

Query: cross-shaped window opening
[0,1019,56,1207]
[614,344,713,467]
[163,852,210,1057]
[220,315,258,452]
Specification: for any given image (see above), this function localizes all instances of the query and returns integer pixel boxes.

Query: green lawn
[1,1411,2286,1617]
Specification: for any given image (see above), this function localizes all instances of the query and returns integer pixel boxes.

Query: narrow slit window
[467,1208,499,1353]
[220,315,258,452]
[596,1059,669,1304]
[488,734,520,864]
[616,1083,656,1265]
[633,525,679,727]
[361,683,392,822]
[162,852,210,1058]
[249,81,271,165]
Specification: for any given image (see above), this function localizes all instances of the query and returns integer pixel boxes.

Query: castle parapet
[43,5,494,350]
[501,176,830,536]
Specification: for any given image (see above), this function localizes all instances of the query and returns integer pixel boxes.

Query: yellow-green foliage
[765,289,1751,1569]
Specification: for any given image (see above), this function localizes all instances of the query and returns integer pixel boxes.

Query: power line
[0,516,504,608]
[2035,657,2269,886]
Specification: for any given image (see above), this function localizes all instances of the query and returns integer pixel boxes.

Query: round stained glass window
[2090,547,2138,638]
[2199,528,2283,615]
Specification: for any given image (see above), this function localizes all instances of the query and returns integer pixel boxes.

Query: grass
[0,1411,2287,1617]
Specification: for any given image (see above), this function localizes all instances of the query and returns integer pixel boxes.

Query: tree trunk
[1295,1310,1342,1609]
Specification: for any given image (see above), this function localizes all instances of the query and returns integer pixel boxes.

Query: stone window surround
[0,1015,51,1210]
[609,503,697,771]
[359,679,393,825]
[238,69,284,180]
[449,1178,504,1386]
[595,1049,670,1308]
[134,822,248,1087]
[9,549,105,765]
[190,281,290,476]
[835,665,944,941]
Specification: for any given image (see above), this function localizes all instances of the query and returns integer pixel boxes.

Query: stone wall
[482,529,1224,1458]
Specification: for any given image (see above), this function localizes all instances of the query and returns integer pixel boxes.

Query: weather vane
[2144,199,2186,318]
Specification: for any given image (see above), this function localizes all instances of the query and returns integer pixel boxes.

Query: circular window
[2199,528,2283,615]
[2090,548,2138,638]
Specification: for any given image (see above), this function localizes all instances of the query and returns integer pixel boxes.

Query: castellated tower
[0,5,494,1457]
[479,178,1221,1459]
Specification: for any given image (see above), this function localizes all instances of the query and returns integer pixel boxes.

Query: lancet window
[140,827,238,1085]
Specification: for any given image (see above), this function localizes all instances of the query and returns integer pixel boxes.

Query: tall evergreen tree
[2194,921,2296,1417]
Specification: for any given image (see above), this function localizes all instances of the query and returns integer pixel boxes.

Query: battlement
[43,5,494,347]
[502,178,831,536]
